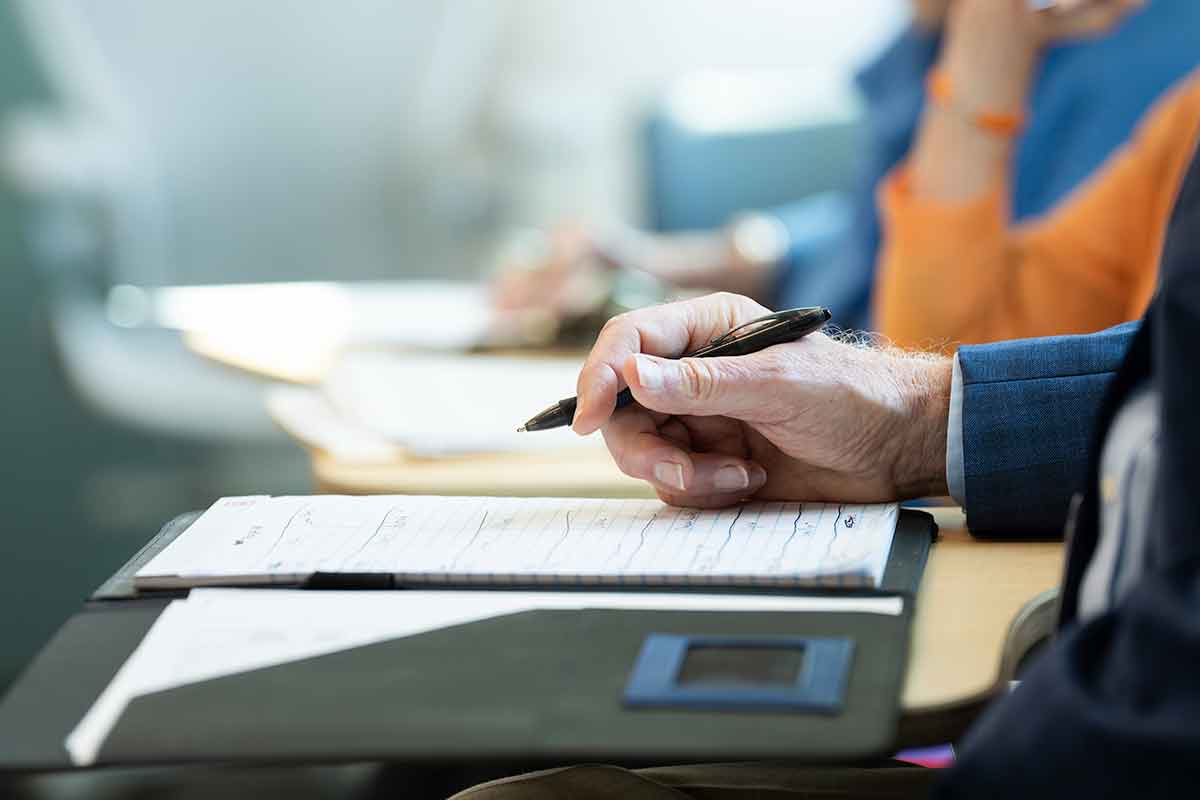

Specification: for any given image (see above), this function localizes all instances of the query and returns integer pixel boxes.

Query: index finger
[572,292,770,435]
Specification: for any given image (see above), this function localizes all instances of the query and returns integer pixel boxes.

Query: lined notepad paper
[135,495,900,590]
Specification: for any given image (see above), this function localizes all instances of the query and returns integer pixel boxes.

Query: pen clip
[707,308,814,348]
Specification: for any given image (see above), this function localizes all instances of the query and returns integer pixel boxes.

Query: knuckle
[597,311,645,358]
[710,290,750,307]
[709,290,762,316]
[599,311,629,335]
[679,358,720,401]
[708,291,745,323]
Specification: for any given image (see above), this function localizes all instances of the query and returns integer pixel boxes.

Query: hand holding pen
[528,293,951,507]
[520,304,831,432]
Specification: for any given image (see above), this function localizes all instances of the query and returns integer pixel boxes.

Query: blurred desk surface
[310,446,652,498]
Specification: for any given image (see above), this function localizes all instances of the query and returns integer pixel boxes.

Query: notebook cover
[92,512,203,601]
[0,602,168,771]
[0,510,933,771]
[881,510,936,594]
[14,601,908,770]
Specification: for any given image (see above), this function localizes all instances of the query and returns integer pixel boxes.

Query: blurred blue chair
[642,68,861,256]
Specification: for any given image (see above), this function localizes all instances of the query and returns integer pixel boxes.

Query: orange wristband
[926,68,1026,137]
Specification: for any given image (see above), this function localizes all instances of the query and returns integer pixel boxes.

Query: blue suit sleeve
[958,322,1139,537]
[770,25,938,328]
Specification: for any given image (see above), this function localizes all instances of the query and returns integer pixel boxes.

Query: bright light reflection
[665,68,861,135]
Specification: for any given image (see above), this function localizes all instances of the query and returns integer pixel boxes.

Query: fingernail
[654,462,686,491]
[714,465,750,491]
[749,464,768,488]
[634,355,664,390]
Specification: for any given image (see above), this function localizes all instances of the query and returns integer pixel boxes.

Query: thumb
[624,352,775,418]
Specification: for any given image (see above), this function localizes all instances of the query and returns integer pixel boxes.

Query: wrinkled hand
[573,294,952,508]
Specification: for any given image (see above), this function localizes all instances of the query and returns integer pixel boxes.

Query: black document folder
[0,509,936,773]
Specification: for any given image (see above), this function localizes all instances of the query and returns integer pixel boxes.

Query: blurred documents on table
[326,351,593,455]
[135,495,900,591]
[154,281,494,383]
[64,588,904,766]
[267,351,598,459]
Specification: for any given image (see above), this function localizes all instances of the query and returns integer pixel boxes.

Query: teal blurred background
[0,6,310,691]
[0,4,137,691]
[0,0,903,693]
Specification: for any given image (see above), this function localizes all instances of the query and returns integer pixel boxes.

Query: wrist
[941,0,1039,115]
[887,357,952,498]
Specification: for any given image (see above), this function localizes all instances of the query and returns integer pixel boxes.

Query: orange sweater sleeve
[874,74,1200,351]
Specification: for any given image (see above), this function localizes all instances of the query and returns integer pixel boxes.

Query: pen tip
[516,426,527,433]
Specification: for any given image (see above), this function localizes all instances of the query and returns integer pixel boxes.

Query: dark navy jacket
[773,1,1200,329]
[936,139,1200,795]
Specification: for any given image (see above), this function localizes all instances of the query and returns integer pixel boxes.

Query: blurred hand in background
[490,217,789,345]
[910,0,1141,39]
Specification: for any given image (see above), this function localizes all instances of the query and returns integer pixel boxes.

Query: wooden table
[310,445,652,498]
[901,506,1063,743]
[903,508,1064,709]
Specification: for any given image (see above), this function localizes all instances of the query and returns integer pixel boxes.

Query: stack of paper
[134,495,901,591]
[268,350,600,460]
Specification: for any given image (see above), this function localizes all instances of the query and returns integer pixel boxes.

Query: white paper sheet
[64,588,903,766]
[265,385,402,463]
[322,351,597,456]
[135,495,899,589]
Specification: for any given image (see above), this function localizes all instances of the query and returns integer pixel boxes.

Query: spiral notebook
[134,495,900,590]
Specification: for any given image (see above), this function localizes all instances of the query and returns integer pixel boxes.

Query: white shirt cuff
[946,354,966,506]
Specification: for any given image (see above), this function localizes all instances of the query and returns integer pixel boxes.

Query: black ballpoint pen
[518,306,832,433]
